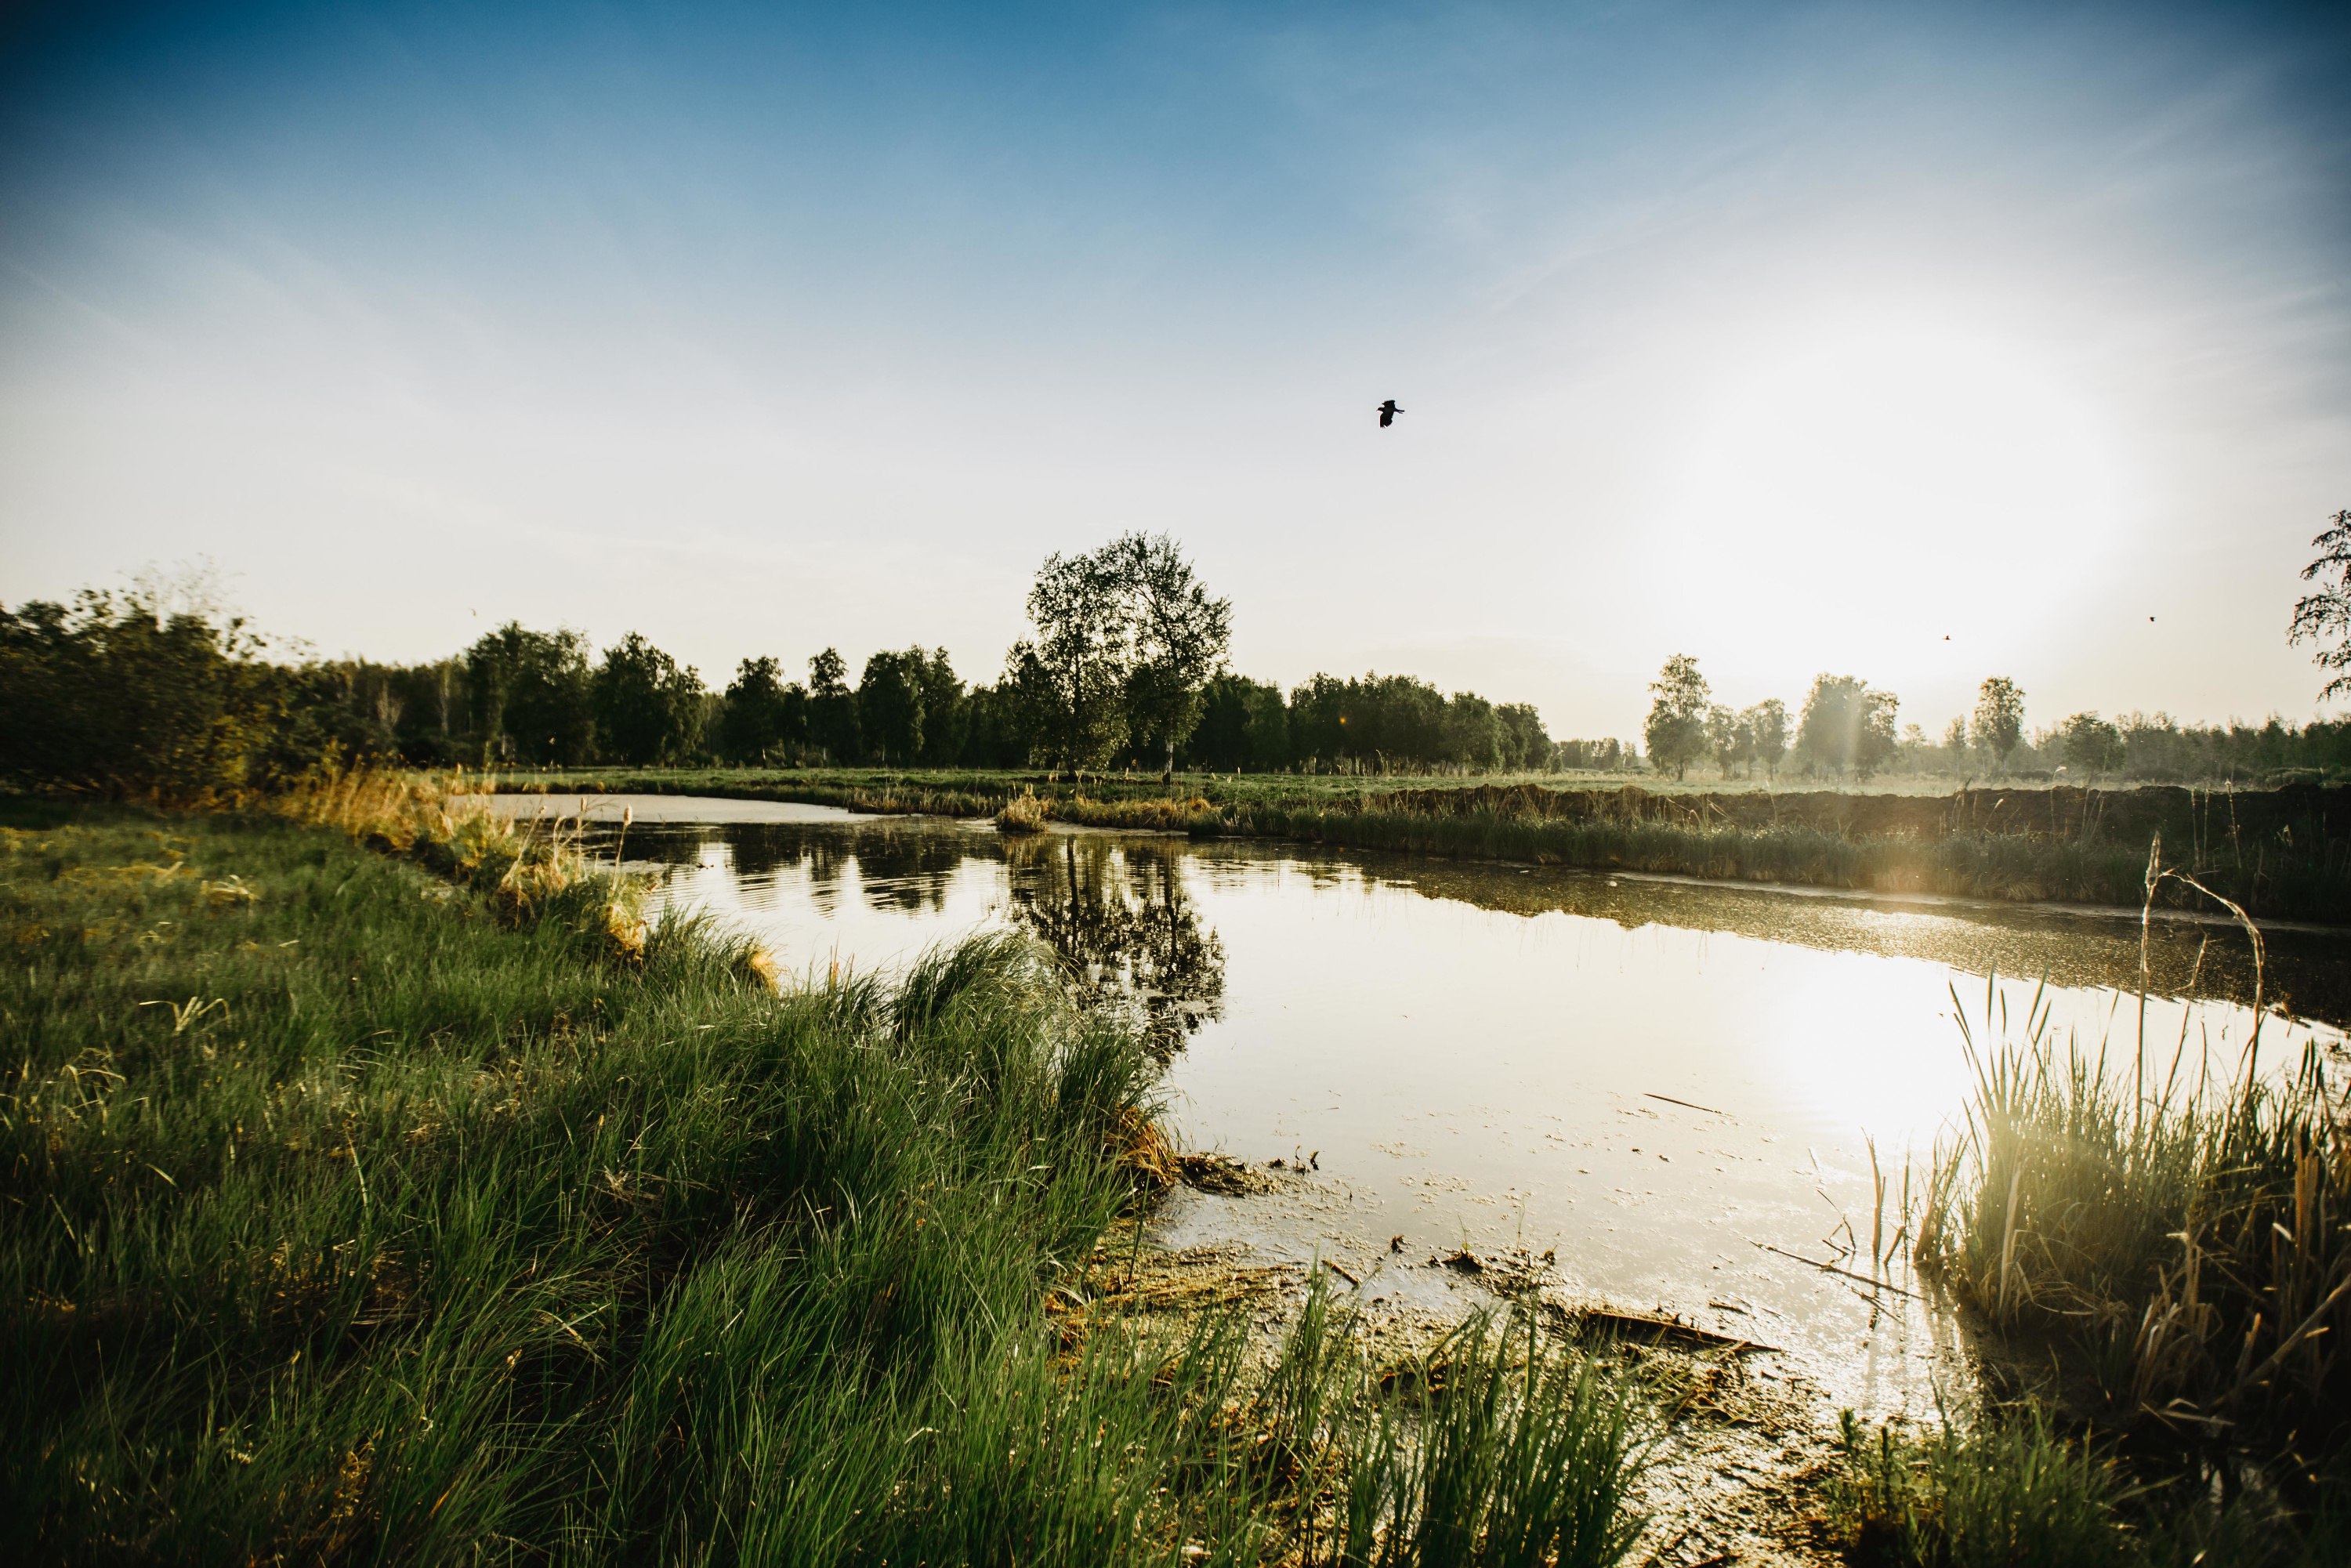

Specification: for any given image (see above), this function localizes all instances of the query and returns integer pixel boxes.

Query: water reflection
[1005,834,1226,1054]
[593,815,1228,1048]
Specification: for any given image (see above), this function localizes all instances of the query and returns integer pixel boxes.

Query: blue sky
[3,2,2346,738]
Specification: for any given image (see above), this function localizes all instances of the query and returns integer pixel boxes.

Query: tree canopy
[1972,678,2026,774]
[1796,674,1898,779]
[2289,508,2351,701]
[1643,654,1711,780]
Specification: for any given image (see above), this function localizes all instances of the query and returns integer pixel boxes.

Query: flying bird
[1377,399,1403,427]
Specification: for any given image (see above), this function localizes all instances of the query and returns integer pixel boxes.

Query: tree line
[1642,654,2351,784]
[13,516,2345,800]
[0,538,1585,797]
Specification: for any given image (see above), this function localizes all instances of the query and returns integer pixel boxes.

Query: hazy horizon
[5,2,2347,741]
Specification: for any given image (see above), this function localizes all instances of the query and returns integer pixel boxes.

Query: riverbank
[479,766,2350,922]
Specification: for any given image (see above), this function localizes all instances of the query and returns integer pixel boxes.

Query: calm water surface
[484,793,2349,1420]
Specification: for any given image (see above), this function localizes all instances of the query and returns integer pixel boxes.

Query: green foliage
[2059,712,2126,778]
[2287,506,2351,702]
[0,589,305,799]
[855,648,926,765]
[1705,703,1747,778]
[907,646,968,766]
[1185,673,1290,771]
[1643,654,1710,780]
[1744,698,1788,780]
[1494,703,1550,772]
[719,654,802,762]
[592,632,705,765]
[1341,1310,1657,1568]
[1974,678,2026,773]
[1829,1406,2139,1567]
[465,621,597,766]
[1005,548,1132,769]
[1103,532,1233,774]
[1795,672,1899,778]
[808,646,861,762]
[1918,983,2348,1449]
[1006,534,1232,773]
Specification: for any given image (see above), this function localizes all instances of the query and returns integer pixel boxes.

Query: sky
[2,0,2347,741]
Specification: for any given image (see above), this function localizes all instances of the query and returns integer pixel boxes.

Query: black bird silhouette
[1377,399,1403,427]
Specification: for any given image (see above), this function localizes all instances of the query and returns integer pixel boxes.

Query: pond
[481,792,2349,1422]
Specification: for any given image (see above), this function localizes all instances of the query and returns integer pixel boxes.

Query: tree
[910,647,968,766]
[721,656,793,762]
[1643,654,1711,780]
[809,647,860,762]
[1942,716,1969,773]
[857,649,926,766]
[465,622,596,766]
[1972,678,2025,776]
[1705,704,1748,779]
[0,588,292,798]
[2059,712,2125,780]
[1004,548,1133,770]
[2289,508,2351,701]
[1496,703,1549,772]
[593,632,703,765]
[1742,699,1788,781]
[1102,533,1233,780]
[1796,674,1899,779]
[1188,674,1291,771]
[1442,692,1503,771]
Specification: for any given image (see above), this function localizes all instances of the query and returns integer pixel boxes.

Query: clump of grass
[1828,1403,2143,1567]
[996,785,1049,833]
[1335,1308,1660,1567]
[1831,1402,2351,1568]
[1915,966,2347,1447]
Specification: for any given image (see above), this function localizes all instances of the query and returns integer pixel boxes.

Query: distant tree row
[0,540,1570,791]
[1641,654,2351,785]
[14,522,2346,799]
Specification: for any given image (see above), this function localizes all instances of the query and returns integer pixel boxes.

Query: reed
[1914,970,2348,1449]
[1829,1403,2142,1567]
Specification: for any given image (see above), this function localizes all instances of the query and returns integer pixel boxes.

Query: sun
[1654,315,2132,683]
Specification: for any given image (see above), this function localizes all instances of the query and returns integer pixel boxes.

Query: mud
[1079,1218,1853,1566]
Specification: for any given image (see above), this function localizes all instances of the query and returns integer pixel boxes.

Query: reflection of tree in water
[1004,835,1226,1055]
[690,823,966,914]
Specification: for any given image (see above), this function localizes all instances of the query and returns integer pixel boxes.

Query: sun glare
[1657,318,2132,683]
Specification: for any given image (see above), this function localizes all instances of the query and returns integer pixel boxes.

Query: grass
[1914,969,2347,1450]
[1828,1402,2351,1567]
[1,780,1666,1564]
[474,766,2351,922]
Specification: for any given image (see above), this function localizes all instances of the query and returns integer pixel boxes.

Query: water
[481,792,2349,1420]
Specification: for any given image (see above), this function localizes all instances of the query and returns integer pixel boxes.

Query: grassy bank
[1,787,1667,1564]
[482,766,2350,922]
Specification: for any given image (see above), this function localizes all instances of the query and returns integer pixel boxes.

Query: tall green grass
[1915,975,2347,1450]
[1828,1402,2351,1568]
[1,799,1663,1564]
